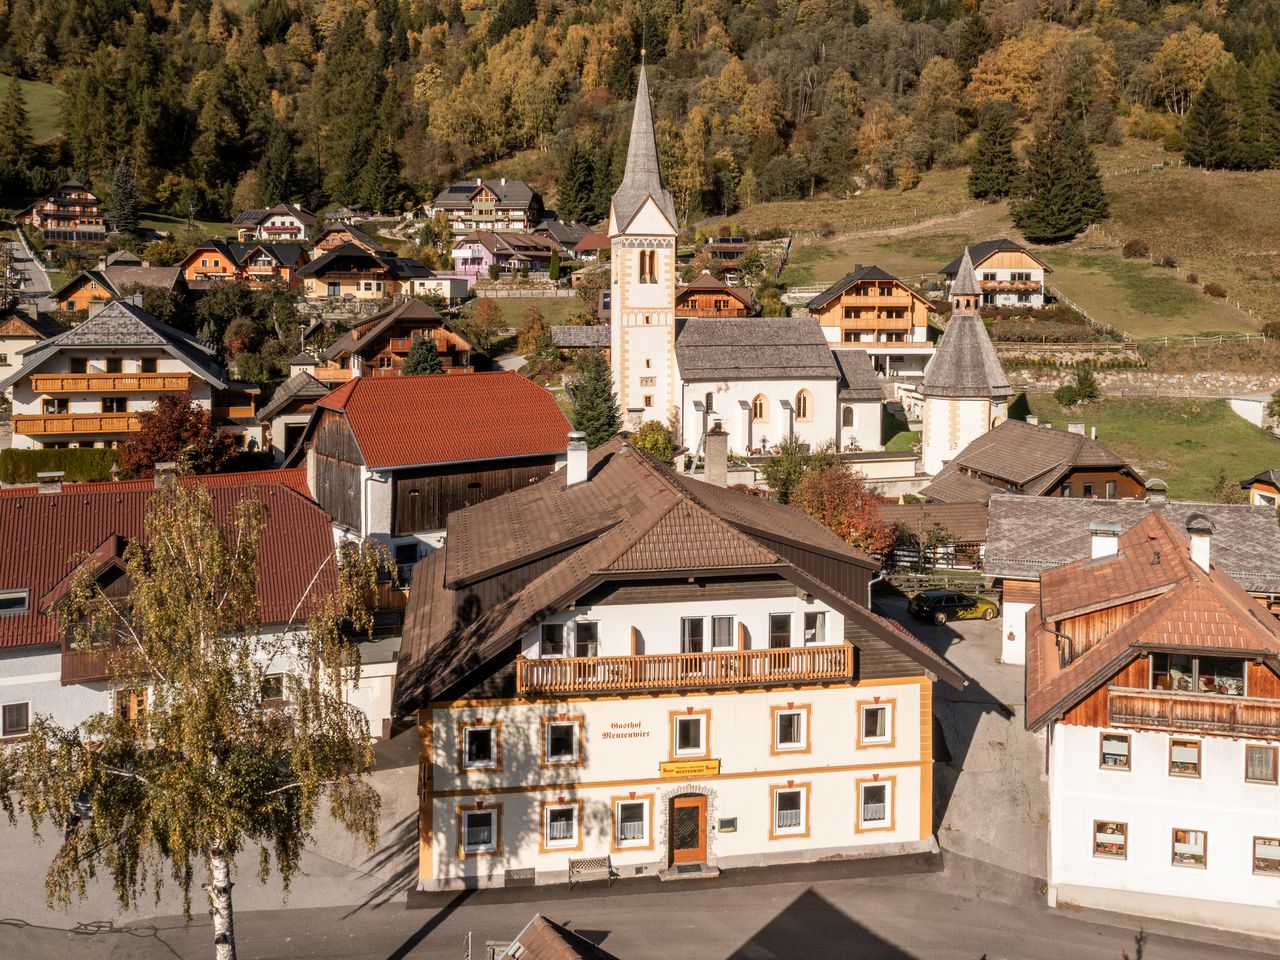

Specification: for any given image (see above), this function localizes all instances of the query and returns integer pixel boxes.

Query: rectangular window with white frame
[1093,820,1127,859]
[857,779,893,831]
[542,802,580,851]
[771,705,809,754]
[681,617,705,654]
[573,621,598,658]
[540,623,565,658]
[671,710,709,759]
[711,616,735,649]
[1254,836,1280,876]
[1246,744,1278,784]
[1100,733,1130,770]
[458,807,499,856]
[2,701,30,737]
[1172,828,1207,868]
[613,797,651,850]
[803,611,826,645]
[544,718,581,766]
[0,589,29,615]
[858,701,894,747]
[770,784,808,838]
[460,723,498,772]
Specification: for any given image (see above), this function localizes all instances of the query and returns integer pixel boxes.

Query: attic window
[0,590,30,615]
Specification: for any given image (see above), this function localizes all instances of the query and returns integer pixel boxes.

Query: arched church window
[638,249,648,283]
[794,390,812,422]
[647,249,657,282]
[751,395,768,423]
[842,405,854,428]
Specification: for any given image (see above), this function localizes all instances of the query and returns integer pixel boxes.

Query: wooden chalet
[940,238,1051,308]
[53,252,184,313]
[313,299,478,383]
[676,271,754,318]
[806,265,932,347]
[313,222,392,256]
[18,180,106,243]
[298,243,433,300]
[178,241,308,290]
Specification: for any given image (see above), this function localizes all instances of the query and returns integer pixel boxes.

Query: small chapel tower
[608,60,679,429]
[920,247,1012,475]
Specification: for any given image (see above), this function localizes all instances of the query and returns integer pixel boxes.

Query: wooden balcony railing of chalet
[979,279,1041,292]
[212,404,257,419]
[30,373,192,394]
[387,337,450,354]
[313,366,354,383]
[1109,687,1280,739]
[683,308,750,318]
[516,644,853,695]
[13,413,140,436]
[61,645,114,685]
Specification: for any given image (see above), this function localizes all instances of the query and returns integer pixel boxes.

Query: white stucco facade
[1000,599,1034,665]
[921,395,1006,476]
[0,647,107,732]
[1048,722,1280,936]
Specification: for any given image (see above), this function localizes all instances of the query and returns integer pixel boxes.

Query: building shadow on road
[728,888,917,960]
[383,888,475,960]
[345,811,421,917]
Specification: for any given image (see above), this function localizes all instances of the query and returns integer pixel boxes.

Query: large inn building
[394,437,964,889]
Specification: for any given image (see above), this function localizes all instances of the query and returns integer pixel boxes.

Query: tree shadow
[343,811,420,916]
[382,888,475,960]
[728,888,917,960]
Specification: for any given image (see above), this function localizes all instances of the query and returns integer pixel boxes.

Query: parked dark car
[907,589,999,626]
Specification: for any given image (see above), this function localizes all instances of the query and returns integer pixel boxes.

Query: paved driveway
[8,235,51,299]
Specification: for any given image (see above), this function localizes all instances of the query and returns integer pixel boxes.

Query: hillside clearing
[467,296,586,326]
[0,75,63,143]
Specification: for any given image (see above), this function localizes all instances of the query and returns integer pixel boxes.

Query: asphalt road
[8,234,52,298]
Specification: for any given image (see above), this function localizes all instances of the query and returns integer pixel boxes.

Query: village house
[312,298,479,384]
[985,490,1280,665]
[392,436,965,891]
[0,468,405,743]
[0,299,262,451]
[0,312,65,373]
[284,371,570,567]
[877,502,990,572]
[177,241,309,291]
[704,235,749,262]
[1027,512,1280,937]
[233,202,319,242]
[920,418,1146,504]
[450,231,568,277]
[805,266,935,378]
[1239,469,1280,508]
[313,221,393,256]
[429,178,543,235]
[676,272,754,318]
[255,353,331,463]
[298,243,441,301]
[17,179,107,243]
[940,238,1051,308]
[52,250,185,313]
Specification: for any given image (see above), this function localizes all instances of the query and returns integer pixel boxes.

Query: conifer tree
[255,122,293,207]
[571,349,620,448]
[1233,64,1270,170]
[954,13,993,80]
[107,157,140,233]
[1012,114,1108,244]
[402,335,444,374]
[557,140,597,223]
[358,136,401,214]
[967,102,1020,200]
[1184,74,1234,169]
[0,75,33,174]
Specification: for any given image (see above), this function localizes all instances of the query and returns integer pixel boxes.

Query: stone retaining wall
[1009,369,1280,397]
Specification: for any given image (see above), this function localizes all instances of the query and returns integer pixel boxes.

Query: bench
[568,855,615,889]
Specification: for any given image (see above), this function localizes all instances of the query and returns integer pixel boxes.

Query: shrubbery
[1203,282,1228,298]
[0,447,118,484]
[1121,239,1149,259]
[1152,254,1177,269]
[1053,367,1100,407]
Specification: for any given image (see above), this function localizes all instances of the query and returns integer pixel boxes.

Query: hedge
[0,447,118,484]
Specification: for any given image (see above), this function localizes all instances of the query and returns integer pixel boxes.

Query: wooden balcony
[61,647,114,685]
[30,373,192,394]
[516,644,853,695]
[13,413,140,436]
[1109,687,1280,739]
[979,279,1041,292]
[313,366,354,383]
[387,337,449,353]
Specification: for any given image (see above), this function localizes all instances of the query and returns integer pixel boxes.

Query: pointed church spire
[610,63,678,232]
[950,246,981,313]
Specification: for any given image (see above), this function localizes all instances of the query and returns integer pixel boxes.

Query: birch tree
[0,484,389,960]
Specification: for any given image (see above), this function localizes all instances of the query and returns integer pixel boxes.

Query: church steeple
[610,63,677,233]
[950,246,982,314]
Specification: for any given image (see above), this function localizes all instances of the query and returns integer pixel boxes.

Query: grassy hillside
[1023,395,1280,501]
[0,75,63,143]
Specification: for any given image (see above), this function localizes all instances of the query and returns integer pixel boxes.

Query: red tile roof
[0,467,311,499]
[0,480,336,650]
[314,371,571,469]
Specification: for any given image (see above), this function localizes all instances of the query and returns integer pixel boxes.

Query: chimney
[704,420,729,488]
[1067,421,1085,436]
[88,300,107,319]
[1025,415,1039,426]
[153,461,178,489]
[1145,478,1168,503]
[37,470,64,494]
[1186,513,1215,573]
[1089,521,1121,559]
[566,431,588,487]
[1091,426,1097,440]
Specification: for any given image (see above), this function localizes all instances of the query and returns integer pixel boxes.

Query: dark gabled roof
[920,314,1011,399]
[806,264,922,311]
[1025,512,1280,731]
[919,420,1137,502]
[1242,468,1280,489]
[181,239,239,266]
[551,325,610,349]
[394,441,963,710]
[533,221,589,246]
[0,300,228,392]
[879,502,990,544]
[0,311,67,340]
[228,242,307,266]
[985,493,1280,594]
[676,272,754,307]
[675,317,838,381]
[941,238,1051,276]
[256,371,330,422]
[321,299,463,361]
[502,915,621,960]
[433,179,538,210]
[104,250,142,267]
[314,222,390,254]
[610,65,677,230]
[383,256,432,279]
[833,349,885,401]
[233,208,267,225]
[52,268,116,301]
[297,243,380,277]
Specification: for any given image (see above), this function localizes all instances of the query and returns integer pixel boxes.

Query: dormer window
[0,589,29,615]
[1151,653,1245,697]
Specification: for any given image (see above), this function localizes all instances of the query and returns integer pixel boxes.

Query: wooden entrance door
[670,795,707,865]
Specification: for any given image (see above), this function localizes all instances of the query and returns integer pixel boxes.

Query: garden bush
[1121,239,1149,259]
[1203,282,1228,298]
[1185,273,1198,284]
[1152,254,1177,269]
[0,447,118,484]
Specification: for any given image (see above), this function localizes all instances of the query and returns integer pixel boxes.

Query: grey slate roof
[949,247,982,298]
[676,316,838,381]
[918,469,1000,504]
[314,222,390,254]
[228,242,307,266]
[833,349,885,400]
[289,352,317,366]
[0,300,227,391]
[941,238,1050,276]
[807,264,912,311]
[920,313,1011,399]
[611,65,678,230]
[551,325,610,348]
[1242,469,1280,489]
[985,493,1280,594]
[433,179,537,211]
[257,371,331,422]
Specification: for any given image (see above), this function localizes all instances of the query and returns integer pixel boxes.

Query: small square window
[772,786,806,836]
[615,799,649,847]
[1094,820,1127,859]
[859,781,890,829]
[544,804,578,849]
[711,616,734,648]
[1081,483,1094,498]
[773,708,807,752]
[463,725,496,769]
[860,703,892,746]
[768,613,792,649]
[260,674,285,703]
[140,358,157,373]
[101,397,127,414]
[1172,828,1207,868]
[573,621,598,658]
[1,701,30,737]
[540,623,565,658]
[674,715,704,756]
[1254,836,1280,875]
[461,809,497,854]
[105,358,122,373]
[546,720,580,764]
[1170,738,1201,777]
[1246,744,1278,784]
[1100,733,1130,770]
[803,611,826,644]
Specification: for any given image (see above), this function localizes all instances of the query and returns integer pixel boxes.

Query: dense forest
[0,0,1278,224]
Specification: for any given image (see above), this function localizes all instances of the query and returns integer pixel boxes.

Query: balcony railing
[516,644,853,695]
[313,366,354,382]
[61,647,114,685]
[1109,687,1280,739]
[30,373,192,394]
[13,413,140,435]
[979,279,1041,292]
